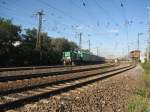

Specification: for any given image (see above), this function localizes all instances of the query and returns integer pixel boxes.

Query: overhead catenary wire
[0,5,36,26]
[0,0,32,16]
[37,0,105,36]
[37,0,99,47]
[0,0,81,36]
[109,0,130,56]
[1,0,82,39]
[0,0,133,57]
[38,0,82,24]
[110,0,134,57]
[119,0,130,56]
[70,0,94,23]
[93,0,120,28]
[0,1,38,27]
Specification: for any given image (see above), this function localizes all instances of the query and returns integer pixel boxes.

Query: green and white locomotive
[62,50,105,65]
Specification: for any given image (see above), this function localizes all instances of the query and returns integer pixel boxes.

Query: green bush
[142,63,150,74]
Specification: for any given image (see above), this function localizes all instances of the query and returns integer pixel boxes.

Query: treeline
[0,18,78,67]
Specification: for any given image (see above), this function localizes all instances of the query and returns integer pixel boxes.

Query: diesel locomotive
[62,50,105,65]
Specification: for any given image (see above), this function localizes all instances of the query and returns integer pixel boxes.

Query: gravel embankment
[8,65,143,112]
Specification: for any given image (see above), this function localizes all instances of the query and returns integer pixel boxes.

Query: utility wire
[120,0,130,55]
[70,0,93,23]
[69,0,102,38]
[0,6,36,26]
[93,0,120,27]
[38,0,81,24]
[0,1,31,16]
[38,0,100,35]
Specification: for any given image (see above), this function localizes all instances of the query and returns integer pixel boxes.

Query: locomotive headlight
[67,57,71,59]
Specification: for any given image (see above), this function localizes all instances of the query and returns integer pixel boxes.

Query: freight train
[62,50,105,65]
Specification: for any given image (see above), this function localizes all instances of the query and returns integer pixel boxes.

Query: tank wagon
[62,50,105,65]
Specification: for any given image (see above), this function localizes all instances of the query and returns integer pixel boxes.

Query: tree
[51,38,78,52]
[68,41,78,51]
[21,28,37,49]
[50,38,78,64]
[0,18,21,66]
[0,18,79,66]
[0,18,21,47]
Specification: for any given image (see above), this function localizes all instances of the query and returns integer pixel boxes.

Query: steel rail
[0,63,107,72]
[0,64,135,111]
[0,64,114,82]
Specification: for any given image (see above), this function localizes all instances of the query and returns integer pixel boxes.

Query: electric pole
[88,40,91,52]
[137,33,143,51]
[126,45,129,61]
[97,47,99,56]
[99,43,102,56]
[137,33,139,50]
[147,8,150,63]
[79,33,82,49]
[122,48,124,58]
[35,10,44,50]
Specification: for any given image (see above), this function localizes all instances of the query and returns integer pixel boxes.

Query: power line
[0,0,31,16]
[110,0,130,56]
[38,0,81,24]
[70,0,93,23]
[1,1,77,38]
[93,0,120,27]
[1,0,82,34]
[0,4,20,16]
[111,0,126,21]
[0,4,36,26]
[119,0,130,56]
[38,0,101,35]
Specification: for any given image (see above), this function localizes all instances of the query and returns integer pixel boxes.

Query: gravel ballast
[8,65,142,112]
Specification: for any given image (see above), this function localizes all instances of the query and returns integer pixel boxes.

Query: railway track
[0,63,109,73]
[0,65,75,72]
[0,63,113,77]
[0,64,135,111]
[0,64,114,82]
[0,64,116,94]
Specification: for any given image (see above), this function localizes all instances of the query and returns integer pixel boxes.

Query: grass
[128,95,148,112]
[128,63,150,112]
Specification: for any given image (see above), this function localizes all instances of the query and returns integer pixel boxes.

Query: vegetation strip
[128,63,150,112]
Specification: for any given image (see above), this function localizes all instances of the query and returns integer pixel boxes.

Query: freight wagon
[130,50,140,62]
[62,50,105,65]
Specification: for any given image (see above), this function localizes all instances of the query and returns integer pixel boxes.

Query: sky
[0,0,150,58]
